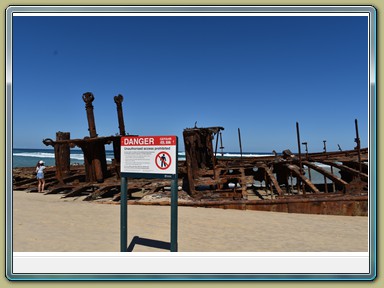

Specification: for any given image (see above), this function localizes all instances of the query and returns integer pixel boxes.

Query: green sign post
[120,136,178,252]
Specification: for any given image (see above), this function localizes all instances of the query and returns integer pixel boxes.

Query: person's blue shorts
[36,172,44,180]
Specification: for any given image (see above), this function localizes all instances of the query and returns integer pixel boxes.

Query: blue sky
[12,14,369,153]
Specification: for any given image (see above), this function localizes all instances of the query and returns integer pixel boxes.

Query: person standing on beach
[36,160,46,192]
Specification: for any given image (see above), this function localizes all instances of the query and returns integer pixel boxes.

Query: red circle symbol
[155,151,172,170]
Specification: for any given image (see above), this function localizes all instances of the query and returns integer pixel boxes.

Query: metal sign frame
[120,136,178,252]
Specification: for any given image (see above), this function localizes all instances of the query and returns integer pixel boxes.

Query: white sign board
[121,136,177,176]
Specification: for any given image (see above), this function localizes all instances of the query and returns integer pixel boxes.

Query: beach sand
[12,190,368,252]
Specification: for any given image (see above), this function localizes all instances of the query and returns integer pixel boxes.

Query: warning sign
[120,136,177,177]
[155,151,172,170]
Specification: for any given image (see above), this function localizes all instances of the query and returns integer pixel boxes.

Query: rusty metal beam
[173,195,368,216]
[306,147,368,162]
[82,92,98,138]
[60,185,97,198]
[84,185,120,201]
[260,164,284,196]
[114,94,126,136]
[320,160,368,182]
[46,186,75,194]
[285,164,320,193]
[54,132,71,183]
[354,119,362,174]
[302,161,349,186]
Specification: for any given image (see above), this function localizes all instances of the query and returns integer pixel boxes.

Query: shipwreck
[12,93,369,216]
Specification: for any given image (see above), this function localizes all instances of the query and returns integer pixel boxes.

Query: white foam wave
[13,152,56,158]
[14,152,85,161]
[313,162,331,168]
[216,153,272,158]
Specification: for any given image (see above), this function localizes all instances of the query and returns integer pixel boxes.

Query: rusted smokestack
[114,94,126,136]
[82,92,98,138]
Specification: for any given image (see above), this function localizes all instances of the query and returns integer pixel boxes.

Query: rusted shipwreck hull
[12,93,369,216]
[175,126,368,216]
[137,195,368,216]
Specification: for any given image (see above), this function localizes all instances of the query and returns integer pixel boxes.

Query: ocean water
[12,148,88,168]
[12,148,338,184]
[11,148,272,168]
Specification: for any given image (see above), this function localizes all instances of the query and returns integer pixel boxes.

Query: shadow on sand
[126,236,171,252]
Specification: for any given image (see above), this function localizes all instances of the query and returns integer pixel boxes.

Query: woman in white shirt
[36,160,46,192]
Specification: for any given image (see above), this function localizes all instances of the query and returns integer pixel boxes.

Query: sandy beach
[12,190,368,252]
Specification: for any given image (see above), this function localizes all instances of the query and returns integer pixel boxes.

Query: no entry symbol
[155,151,172,170]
